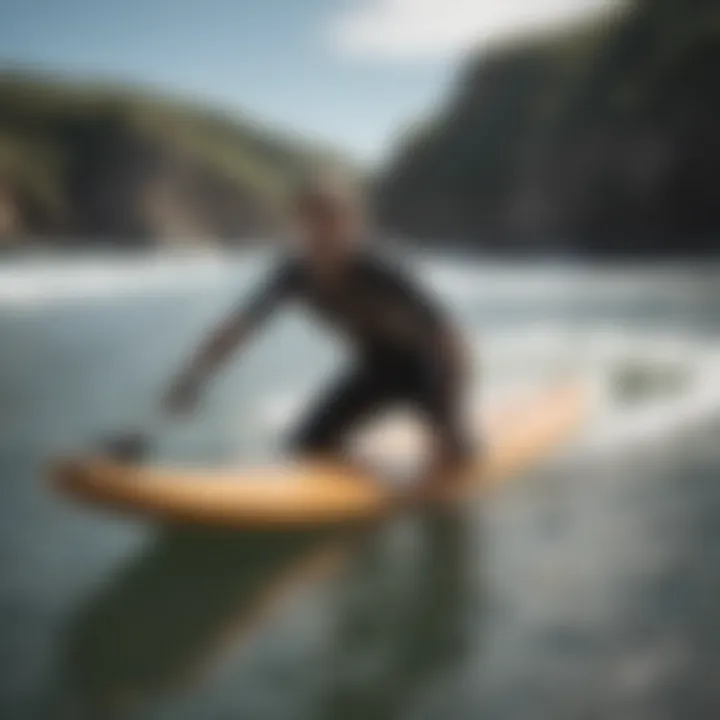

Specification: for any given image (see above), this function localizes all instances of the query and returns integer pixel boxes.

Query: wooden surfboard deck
[51,383,589,529]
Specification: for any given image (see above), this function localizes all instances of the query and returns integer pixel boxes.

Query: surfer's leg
[409,363,473,499]
[288,365,392,457]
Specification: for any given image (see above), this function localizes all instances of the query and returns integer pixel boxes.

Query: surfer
[164,175,471,501]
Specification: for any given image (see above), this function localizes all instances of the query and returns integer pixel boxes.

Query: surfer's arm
[164,264,295,411]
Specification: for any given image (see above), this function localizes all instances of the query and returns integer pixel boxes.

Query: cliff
[377,0,720,256]
[0,72,336,247]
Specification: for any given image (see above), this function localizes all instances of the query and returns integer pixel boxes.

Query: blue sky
[0,0,619,163]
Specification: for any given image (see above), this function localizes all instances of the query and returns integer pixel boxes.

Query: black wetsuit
[243,251,469,459]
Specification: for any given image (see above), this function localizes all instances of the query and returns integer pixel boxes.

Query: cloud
[328,0,621,61]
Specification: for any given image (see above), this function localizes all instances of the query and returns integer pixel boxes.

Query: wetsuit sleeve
[241,260,299,330]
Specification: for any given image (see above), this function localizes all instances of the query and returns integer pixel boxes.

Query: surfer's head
[291,171,366,265]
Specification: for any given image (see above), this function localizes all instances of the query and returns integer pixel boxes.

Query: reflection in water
[63,527,350,719]
[323,508,476,720]
[60,510,479,720]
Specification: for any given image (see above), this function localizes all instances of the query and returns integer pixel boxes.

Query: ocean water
[1,252,720,719]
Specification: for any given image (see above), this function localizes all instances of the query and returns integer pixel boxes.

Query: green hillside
[0,72,340,246]
[377,0,720,255]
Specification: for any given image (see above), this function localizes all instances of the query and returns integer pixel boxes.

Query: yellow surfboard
[51,383,589,529]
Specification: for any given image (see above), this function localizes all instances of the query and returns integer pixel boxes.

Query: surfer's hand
[164,373,202,415]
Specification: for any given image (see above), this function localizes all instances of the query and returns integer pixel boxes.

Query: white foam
[0,254,243,306]
[581,349,720,453]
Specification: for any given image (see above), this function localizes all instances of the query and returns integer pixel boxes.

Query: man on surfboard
[164,174,471,500]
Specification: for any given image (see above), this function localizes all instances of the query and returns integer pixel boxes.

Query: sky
[0,0,620,163]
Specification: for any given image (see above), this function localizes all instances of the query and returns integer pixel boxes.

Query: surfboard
[51,383,589,529]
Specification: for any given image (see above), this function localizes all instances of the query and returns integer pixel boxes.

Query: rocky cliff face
[377,0,720,255]
[0,74,333,247]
